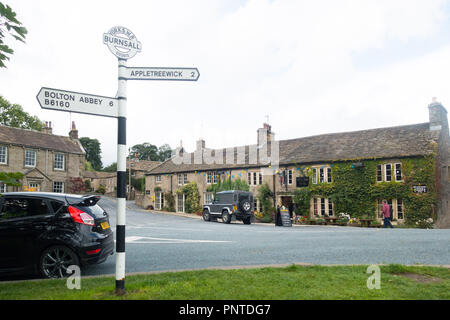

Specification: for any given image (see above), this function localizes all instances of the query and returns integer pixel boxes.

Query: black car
[0,192,114,278]
[203,190,254,224]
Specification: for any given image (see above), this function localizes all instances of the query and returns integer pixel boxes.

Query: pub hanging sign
[413,185,427,193]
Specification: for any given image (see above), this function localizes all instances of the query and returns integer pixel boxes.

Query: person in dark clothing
[288,202,294,219]
[275,206,282,226]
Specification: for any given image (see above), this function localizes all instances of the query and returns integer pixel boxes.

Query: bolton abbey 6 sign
[36,87,118,118]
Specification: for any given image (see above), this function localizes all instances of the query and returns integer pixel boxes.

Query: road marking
[123,236,232,244]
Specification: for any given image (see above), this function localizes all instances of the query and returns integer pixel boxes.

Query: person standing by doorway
[382,200,394,228]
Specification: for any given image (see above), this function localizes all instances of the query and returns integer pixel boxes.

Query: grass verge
[0,264,449,300]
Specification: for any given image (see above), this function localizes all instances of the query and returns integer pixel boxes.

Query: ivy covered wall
[293,154,436,226]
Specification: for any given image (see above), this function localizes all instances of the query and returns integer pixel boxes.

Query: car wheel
[222,211,231,224]
[243,217,251,225]
[39,245,80,279]
[240,200,251,213]
[202,209,211,222]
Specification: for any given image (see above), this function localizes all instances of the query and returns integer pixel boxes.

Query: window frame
[0,145,7,165]
[25,149,37,167]
[385,163,392,182]
[376,164,383,182]
[394,163,403,182]
[54,153,65,171]
[52,181,64,193]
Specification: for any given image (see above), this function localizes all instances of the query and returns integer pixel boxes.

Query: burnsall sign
[103,26,142,59]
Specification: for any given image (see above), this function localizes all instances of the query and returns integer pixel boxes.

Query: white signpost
[124,67,200,81]
[39,25,199,295]
[36,87,118,118]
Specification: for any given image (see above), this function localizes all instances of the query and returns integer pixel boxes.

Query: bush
[257,183,274,223]
[96,184,106,195]
[164,192,175,212]
[178,182,201,213]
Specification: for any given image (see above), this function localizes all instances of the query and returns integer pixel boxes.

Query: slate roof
[127,159,161,172]
[0,125,85,155]
[147,122,440,175]
[83,171,116,179]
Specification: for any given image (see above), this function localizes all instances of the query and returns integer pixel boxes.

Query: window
[207,171,218,184]
[28,182,40,191]
[288,170,293,185]
[177,193,184,212]
[313,166,331,184]
[25,149,36,167]
[54,153,65,170]
[385,164,392,182]
[253,172,257,185]
[397,199,404,220]
[312,197,333,216]
[395,163,402,181]
[377,198,404,220]
[0,183,7,193]
[376,165,383,182]
[50,201,64,213]
[183,173,188,184]
[52,181,64,193]
[259,172,263,185]
[155,192,164,210]
[320,198,326,215]
[0,146,7,164]
[155,175,161,182]
[0,197,50,220]
[248,172,251,185]
[177,174,182,185]
[204,192,213,204]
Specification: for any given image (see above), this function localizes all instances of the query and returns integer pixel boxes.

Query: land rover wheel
[222,211,231,224]
[202,209,211,222]
[240,200,251,213]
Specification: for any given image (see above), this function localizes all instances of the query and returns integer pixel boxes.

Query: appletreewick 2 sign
[103,26,199,294]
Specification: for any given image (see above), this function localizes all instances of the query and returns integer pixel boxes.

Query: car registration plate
[100,221,110,230]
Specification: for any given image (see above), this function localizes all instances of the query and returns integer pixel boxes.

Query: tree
[67,177,86,194]
[0,171,23,187]
[0,3,27,68]
[0,96,43,131]
[129,143,172,161]
[157,144,172,161]
[79,137,102,171]
[129,143,159,161]
[102,162,117,172]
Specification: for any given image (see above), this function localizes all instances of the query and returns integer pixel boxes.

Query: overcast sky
[2,0,450,167]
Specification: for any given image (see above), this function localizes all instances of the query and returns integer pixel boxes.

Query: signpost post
[38,25,199,295]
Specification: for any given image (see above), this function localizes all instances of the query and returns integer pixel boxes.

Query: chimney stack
[257,123,275,147]
[69,121,78,139]
[42,121,53,134]
[196,138,205,151]
[428,97,449,134]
